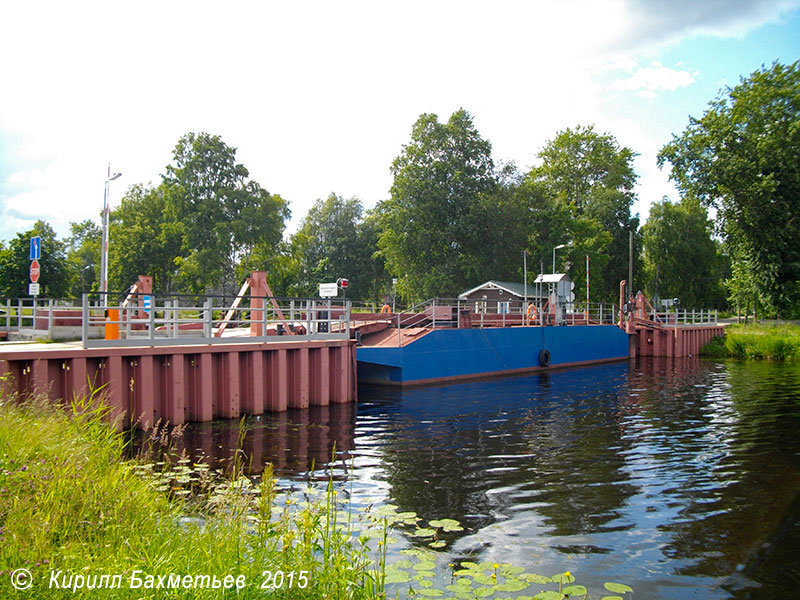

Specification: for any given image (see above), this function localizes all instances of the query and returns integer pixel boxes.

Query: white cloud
[611,0,800,50]
[611,62,696,100]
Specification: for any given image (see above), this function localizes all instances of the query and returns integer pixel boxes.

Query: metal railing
[0,297,84,338]
[81,292,352,348]
[390,298,619,346]
[646,308,719,326]
[0,294,353,347]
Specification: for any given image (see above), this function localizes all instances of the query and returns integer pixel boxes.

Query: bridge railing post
[82,293,89,346]
[204,298,213,338]
[346,300,351,339]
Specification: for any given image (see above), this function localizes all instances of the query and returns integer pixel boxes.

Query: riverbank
[0,393,383,599]
[701,322,800,361]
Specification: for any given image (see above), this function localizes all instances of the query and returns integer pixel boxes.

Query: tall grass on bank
[0,390,383,599]
[701,322,800,361]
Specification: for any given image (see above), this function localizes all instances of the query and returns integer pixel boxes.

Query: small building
[458,280,546,314]
[533,273,575,304]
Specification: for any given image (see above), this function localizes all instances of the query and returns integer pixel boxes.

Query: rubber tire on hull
[538,348,551,367]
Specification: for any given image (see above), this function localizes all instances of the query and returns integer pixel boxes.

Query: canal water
[160,357,800,599]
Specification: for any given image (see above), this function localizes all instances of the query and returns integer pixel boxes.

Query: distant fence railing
[0,294,353,348]
[0,297,84,335]
[644,308,719,326]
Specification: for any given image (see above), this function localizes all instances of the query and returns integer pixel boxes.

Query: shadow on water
[130,357,800,599]
[131,403,357,479]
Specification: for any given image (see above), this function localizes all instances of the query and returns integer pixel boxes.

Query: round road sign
[30,259,40,283]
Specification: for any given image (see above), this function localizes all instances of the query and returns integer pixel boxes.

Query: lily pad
[413,560,437,571]
[495,579,529,592]
[551,572,575,585]
[473,588,495,598]
[429,540,447,548]
[412,528,437,537]
[563,585,588,596]
[604,582,633,594]
[392,559,413,569]
[455,569,476,577]
[374,503,399,515]
[534,592,565,600]
[383,571,410,584]
[521,574,552,584]
[429,518,464,531]
[416,590,444,598]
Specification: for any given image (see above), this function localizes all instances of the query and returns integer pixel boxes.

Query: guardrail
[645,308,719,326]
[390,298,619,346]
[81,293,352,348]
[0,297,85,337]
[0,294,353,347]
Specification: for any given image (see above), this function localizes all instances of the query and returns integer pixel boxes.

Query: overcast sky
[1,0,799,245]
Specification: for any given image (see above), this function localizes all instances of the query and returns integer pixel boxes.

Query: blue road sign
[143,295,152,314]
[30,236,41,260]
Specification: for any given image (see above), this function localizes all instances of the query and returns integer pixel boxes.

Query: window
[498,301,510,314]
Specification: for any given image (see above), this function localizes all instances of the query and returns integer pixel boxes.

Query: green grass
[701,322,800,361]
[0,391,383,599]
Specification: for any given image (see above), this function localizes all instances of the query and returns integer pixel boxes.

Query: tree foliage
[379,109,502,300]
[160,132,290,294]
[641,197,726,308]
[65,220,100,296]
[291,193,387,301]
[109,183,183,293]
[658,60,800,316]
[0,221,70,298]
[109,132,290,295]
[529,125,640,302]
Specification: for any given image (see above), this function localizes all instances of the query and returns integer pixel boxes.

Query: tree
[161,132,290,294]
[529,126,640,301]
[292,194,387,302]
[515,176,612,302]
[0,221,70,298]
[658,61,800,316]
[108,183,183,293]
[641,197,725,308]
[65,220,100,296]
[379,109,500,300]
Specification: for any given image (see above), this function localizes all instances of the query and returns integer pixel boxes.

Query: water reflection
[157,403,357,478]
[139,357,800,599]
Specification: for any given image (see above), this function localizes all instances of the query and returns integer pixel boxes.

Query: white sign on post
[318,282,338,298]
[29,283,40,296]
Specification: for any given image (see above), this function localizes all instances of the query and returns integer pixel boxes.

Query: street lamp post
[552,243,567,274]
[100,167,122,297]
[523,250,528,313]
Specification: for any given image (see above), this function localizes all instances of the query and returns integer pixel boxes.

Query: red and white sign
[30,259,40,283]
